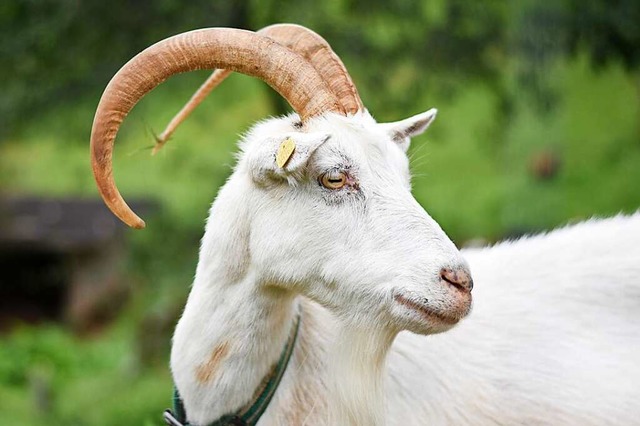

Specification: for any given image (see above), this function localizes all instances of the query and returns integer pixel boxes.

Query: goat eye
[320,171,348,190]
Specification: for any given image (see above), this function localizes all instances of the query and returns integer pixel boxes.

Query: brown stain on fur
[195,342,230,384]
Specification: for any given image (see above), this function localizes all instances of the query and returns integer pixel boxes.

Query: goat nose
[440,267,473,293]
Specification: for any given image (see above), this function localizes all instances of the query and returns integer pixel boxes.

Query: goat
[90,24,640,425]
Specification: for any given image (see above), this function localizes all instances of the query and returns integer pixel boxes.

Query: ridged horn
[91,28,344,229]
[263,24,363,113]
[153,24,363,153]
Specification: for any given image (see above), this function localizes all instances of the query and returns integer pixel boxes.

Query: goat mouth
[393,294,460,326]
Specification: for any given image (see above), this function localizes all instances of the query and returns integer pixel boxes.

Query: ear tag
[276,137,296,169]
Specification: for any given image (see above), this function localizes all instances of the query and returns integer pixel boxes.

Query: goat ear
[381,108,437,152]
[248,132,331,184]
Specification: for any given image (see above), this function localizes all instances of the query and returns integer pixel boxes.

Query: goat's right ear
[247,132,331,184]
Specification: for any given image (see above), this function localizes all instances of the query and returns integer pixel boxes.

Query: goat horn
[263,24,363,113]
[91,28,344,229]
[153,24,363,153]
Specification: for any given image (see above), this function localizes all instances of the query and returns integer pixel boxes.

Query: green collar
[163,313,301,426]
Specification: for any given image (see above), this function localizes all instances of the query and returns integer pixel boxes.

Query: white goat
[89,25,640,426]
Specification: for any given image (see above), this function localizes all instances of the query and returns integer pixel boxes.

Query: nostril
[440,267,473,293]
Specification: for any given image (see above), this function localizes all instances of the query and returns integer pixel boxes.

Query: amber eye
[320,171,348,189]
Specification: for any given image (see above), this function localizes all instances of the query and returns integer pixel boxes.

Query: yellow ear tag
[276,137,296,169]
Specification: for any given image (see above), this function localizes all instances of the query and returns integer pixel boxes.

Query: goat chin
[381,213,640,426]
[287,213,640,426]
[297,213,638,426]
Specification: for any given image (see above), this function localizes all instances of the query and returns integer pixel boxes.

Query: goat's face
[235,110,472,335]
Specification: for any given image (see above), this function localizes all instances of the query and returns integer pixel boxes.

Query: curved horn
[91,28,343,229]
[263,24,363,113]
[153,24,363,153]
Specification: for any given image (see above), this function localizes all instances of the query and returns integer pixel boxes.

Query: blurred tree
[509,0,640,109]
[2,0,639,136]
[247,0,510,118]
[567,0,640,69]
[0,0,249,137]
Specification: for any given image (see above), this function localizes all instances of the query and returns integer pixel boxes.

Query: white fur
[170,110,640,425]
[386,214,640,425]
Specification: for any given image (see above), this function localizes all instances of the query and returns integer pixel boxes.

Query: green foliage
[4,0,638,135]
[0,324,171,425]
[0,0,249,135]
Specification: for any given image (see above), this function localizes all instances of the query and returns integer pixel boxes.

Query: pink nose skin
[440,267,473,293]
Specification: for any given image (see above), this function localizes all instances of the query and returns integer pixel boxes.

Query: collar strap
[164,313,301,426]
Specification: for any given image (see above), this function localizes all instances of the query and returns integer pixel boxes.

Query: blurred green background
[1,0,639,424]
